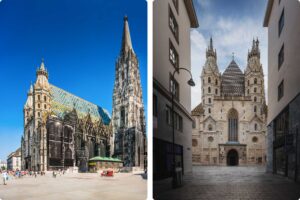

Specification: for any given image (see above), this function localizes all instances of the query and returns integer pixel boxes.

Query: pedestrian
[2,170,8,185]
[34,171,37,178]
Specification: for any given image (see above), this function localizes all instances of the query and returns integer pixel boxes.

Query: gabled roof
[192,103,204,116]
[221,60,245,96]
[203,116,216,123]
[50,84,111,125]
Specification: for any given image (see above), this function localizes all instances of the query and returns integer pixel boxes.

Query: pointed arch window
[254,106,257,113]
[248,80,250,86]
[208,124,213,131]
[254,87,257,93]
[208,77,211,83]
[215,89,218,95]
[254,96,257,102]
[254,78,257,84]
[247,89,250,95]
[215,79,218,85]
[208,87,211,93]
[208,108,211,114]
[228,109,238,142]
[254,123,258,131]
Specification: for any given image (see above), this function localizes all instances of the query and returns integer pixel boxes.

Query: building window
[169,40,179,68]
[254,87,257,93]
[208,108,211,114]
[208,77,211,83]
[278,44,284,69]
[208,136,214,142]
[248,80,250,86]
[215,89,218,95]
[192,139,198,147]
[278,9,284,37]
[254,78,257,84]
[192,120,196,128]
[120,107,125,127]
[44,104,47,109]
[215,79,218,85]
[38,95,40,101]
[169,6,178,42]
[170,75,179,100]
[254,96,257,102]
[166,106,171,125]
[153,94,158,117]
[44,96,47,102]
[254,106,257,113]
[38,104,40,108]
[247,89,249,95]
[208,87,211,93]
[252,136,258,143]
[208,124,213,131]
[208,98,211,104]
[38,112,40,117]
[172,0,178,13]
[228,108,238,142]
[254,123,258,131]
[278,80,284,101]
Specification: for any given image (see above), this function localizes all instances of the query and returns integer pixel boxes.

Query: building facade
[153,0,198,181]
[112,17,146,169]
[264,0,300,182]
[21,63,112,172]
[192,38,267,166]
[7,148,21,171]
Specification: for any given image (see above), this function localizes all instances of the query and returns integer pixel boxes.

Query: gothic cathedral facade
[112,17,146,168]
[192,38,267,166]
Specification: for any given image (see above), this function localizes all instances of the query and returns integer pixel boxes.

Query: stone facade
[192,38,267,166]
[112,17,146,168]
[21,62,112,172]
[7,148,21,171]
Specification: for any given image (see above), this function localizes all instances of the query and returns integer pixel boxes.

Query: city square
[0,171,147,200]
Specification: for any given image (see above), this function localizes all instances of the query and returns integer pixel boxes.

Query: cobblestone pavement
[156,166,300,200]
[0,172,146,200]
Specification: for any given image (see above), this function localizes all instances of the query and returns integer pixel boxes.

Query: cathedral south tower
[112,17,146,168]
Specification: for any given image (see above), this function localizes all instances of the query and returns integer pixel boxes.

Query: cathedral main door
[227,149,239,166]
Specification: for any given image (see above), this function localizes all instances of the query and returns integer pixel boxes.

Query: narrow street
[157,166,300,200]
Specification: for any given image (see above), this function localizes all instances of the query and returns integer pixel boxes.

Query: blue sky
[0,0,147,161]
[191,0,268,108]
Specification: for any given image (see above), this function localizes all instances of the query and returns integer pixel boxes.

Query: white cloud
[190,12,268,108]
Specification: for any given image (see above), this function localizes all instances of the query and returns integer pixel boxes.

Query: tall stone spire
[248,38,260,60]
[120,16,134,55]
[206,36,217,59]
[36,58,48,79]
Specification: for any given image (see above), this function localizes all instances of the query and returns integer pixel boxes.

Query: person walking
[2,170,8,185]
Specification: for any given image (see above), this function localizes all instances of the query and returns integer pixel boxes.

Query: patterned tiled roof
[192,103,204,116]
[50,84,111,125]
[221,60,245,96]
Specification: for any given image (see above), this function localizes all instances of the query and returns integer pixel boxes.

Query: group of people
[0,169,49,185]
[52,169,66,178]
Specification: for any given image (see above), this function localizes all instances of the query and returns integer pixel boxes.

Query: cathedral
[21,17,146,172]
[112,16,146,168]
[192,38,267,166]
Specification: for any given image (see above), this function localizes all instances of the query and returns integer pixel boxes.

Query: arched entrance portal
[227,149,239,166]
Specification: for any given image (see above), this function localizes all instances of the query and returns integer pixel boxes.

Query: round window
[208,136,214,142]
[252,136,258,143]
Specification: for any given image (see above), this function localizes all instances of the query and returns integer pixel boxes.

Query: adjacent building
[0,159,7,170]
[192,38,267,166]
[153,0,199,182]
[264,0,300,182]
[7,148,21,171]
[112,17,146,169]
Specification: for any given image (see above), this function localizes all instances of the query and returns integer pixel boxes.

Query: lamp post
[171,67,195,188]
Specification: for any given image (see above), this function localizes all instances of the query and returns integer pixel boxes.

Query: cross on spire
[232,52,235,60]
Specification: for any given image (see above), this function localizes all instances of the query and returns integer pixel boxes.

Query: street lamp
[171,67,195,188]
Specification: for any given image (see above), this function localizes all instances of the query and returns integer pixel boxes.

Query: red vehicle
[101,170,114,177]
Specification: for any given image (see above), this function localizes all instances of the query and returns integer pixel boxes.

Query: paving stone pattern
[156,166,300,200]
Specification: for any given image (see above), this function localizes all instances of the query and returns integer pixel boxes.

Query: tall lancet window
[228,108,238,142]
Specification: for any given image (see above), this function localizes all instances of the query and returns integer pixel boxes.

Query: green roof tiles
[89,156,122,162]
[50,84,111,125]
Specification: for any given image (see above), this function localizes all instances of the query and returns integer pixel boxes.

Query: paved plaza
[0,172,147,200]
[155,166,300,200]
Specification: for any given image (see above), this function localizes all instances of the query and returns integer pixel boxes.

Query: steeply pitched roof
[221,60,245,96]
[120,16,134,55]
[192,103,204,116]
[50,84,111,125]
